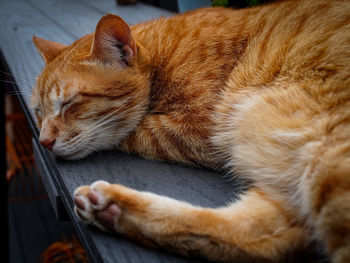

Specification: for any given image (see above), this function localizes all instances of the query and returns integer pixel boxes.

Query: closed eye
[60,96,77,117]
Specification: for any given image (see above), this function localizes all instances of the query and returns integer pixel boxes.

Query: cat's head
[31,15,150,160]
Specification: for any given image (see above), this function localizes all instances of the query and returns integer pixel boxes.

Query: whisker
[0,70,34,86]
[89,99,132,127]
[83,107,134,134]
[4,91,32,97]
[3,87,32,96]
[0,79,33,90]
[62,106,138,150]
[64,114,125,149]
[82,109,144,142]
[59,104,133,148]
[76,100,133,134]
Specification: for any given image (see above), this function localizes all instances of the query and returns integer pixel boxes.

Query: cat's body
[32,0,350,262]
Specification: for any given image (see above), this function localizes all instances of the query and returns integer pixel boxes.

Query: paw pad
[73,181,120,232]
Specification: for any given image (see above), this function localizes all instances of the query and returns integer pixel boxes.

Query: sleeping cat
[31,0,350,262]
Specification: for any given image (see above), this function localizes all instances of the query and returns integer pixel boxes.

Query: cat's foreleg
[74,181,306,262]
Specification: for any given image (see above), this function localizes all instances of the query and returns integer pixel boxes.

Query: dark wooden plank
[58,152,241,208]
[55,152,242,263]
[27,0,173,33]
[74,0,174,24]
[33,138,69,220]
[26,0,99,38]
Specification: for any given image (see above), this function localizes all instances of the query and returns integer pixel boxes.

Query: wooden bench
[1,0,243,262]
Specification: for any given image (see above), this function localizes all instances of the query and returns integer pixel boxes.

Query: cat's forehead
[37,78,76,116]
[37,73,81,109]
[41,73,80,97]
[58,78,82,97]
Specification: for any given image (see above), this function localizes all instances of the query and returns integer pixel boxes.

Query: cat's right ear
[32,36,67,64]
[89,14,136,66]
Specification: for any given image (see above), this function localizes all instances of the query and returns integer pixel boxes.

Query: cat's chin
[55,149,91,161]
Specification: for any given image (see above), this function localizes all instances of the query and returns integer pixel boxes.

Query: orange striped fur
[32,0,350,262]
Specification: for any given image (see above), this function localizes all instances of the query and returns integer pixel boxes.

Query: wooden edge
[0,48,102,263]
[32,138,68,220]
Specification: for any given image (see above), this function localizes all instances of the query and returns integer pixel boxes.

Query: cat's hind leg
[213,82,350,262]
[305,139,350,263]
[74,181,308,262]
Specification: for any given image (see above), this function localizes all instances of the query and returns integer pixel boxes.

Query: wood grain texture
[56,150,242,263]
[33,138,70,221]
[0,0,245,262]
[74,0,173,24]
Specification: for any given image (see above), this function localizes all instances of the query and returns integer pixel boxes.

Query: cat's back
[240,0,350,84]
[134,0,349,83]
[209,1,350,196]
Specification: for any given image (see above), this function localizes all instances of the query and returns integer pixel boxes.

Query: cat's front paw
[74,180,122,232]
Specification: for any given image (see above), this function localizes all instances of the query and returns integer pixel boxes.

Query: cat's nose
[40,138,56,150]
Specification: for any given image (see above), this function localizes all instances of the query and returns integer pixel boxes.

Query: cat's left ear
[90,14,136,66]
[32,36,67,64]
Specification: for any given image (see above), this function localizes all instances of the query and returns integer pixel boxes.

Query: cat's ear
[90,14,136,66]
[32,36,67,64]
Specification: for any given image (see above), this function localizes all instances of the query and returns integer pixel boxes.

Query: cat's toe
[74,189,95,223]
[89,180,112,210]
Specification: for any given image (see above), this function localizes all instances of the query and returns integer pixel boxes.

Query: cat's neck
[118,14,248,169]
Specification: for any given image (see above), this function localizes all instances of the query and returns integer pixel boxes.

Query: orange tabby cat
[31,0,350,262]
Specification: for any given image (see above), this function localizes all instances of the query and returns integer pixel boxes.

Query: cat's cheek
[62,129,81,142]
[35,114,42,128]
